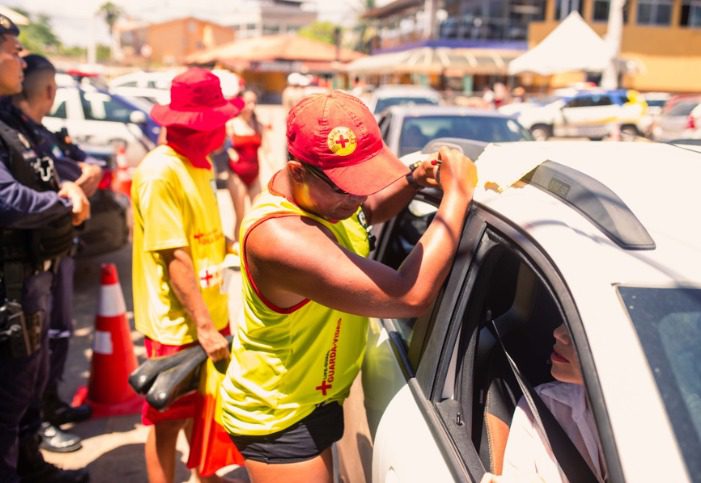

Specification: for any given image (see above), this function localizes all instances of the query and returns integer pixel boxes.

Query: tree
[14,7,61,55]
[298,21,339,45]
[97,1,123,35]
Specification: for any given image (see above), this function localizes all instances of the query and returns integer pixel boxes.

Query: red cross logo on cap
[327,126,357,157]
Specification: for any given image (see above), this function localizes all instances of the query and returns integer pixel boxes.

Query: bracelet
[405,171,422,190]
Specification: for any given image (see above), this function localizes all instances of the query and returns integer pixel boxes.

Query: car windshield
[398,115,533,156]
[666,101,700,116]
[375,96,438,113]
[618,286,701,477]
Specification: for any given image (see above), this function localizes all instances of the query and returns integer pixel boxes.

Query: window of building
[637,0,673,25]
[555,0,584,20]
[592,0,630,22]
[681,0,701,27]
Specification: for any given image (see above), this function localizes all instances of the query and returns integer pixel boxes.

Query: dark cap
[0,14,20,36]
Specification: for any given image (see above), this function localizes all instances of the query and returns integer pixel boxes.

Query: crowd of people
[1,11,606,482]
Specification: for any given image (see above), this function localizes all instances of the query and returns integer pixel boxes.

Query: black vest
[0,119,74,264]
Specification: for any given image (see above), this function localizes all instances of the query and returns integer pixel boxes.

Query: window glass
[667,101,700,116]
[80,90,133,123]
[681,0,701,27]
[398,115,532,156]
[593,0,631,22]
[379,199,437,345]
[555,0,584,19]
[378,113,392,143]
[50,99,67,119]
[618,286,701,477]
[637,0,673,25]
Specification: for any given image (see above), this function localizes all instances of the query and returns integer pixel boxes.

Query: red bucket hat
[287,90,408,196]
[150,68,244,131]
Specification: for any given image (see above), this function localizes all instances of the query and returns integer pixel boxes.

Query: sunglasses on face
[302,163,353,196]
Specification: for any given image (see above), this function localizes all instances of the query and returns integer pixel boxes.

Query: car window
[377,199,438,345]
[50,99,67,119]
[117,80,138,87]
[378,113,392,143]
[618,286,701,477]
[398,115,531,156]
[666,101,699,116]
[80,90,134,123]
[374,96,438,114]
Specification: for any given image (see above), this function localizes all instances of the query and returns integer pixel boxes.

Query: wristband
[405,171,422,190]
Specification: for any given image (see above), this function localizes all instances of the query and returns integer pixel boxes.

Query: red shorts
[141,326,231,426]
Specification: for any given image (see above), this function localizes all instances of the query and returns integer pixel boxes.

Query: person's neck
[14,99,45,123]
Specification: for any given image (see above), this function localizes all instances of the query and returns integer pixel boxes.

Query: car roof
[371,84,440,97]
[383,104,515,118]
[474,141,701,286]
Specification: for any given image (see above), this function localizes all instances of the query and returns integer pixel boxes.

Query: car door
[361,196,620,483]
[560,94,615,138]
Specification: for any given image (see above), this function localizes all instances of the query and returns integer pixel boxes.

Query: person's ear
[288,160,305,182]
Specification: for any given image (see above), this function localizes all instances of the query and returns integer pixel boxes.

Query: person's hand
[432,146,478,197]
[76,162,102,197]
[58,181,90,225]
[197,326,230,362]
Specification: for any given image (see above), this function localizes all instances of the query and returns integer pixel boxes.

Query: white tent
[508,11,610,75]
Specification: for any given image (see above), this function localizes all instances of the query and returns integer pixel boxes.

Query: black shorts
[230,402,344,464]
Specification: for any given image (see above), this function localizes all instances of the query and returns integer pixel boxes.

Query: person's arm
[363,157,440,225]
[161,246,230,362]
[0,153,85,228]
[74,162,102,197]
[247,146,476,318]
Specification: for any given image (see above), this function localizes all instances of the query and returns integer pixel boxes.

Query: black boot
[39,422,82,453]
[43,387,91,426]
[17,434,89,483]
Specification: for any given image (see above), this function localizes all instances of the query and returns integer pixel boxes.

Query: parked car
[43,81,160,168]
[361,85,441,118]
[108,68,242,106]
[509,89,648,141]
[337,140,701,483]
[652,96,701,142]
[377,105,533,156]
[74,146,130,258]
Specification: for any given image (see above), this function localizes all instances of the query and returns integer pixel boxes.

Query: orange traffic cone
[74,263,142,417]
[113,145,132,197]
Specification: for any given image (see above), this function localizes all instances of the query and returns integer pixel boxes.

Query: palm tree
[97,1,124,60]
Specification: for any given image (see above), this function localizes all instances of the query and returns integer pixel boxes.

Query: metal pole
[601,0,625,89]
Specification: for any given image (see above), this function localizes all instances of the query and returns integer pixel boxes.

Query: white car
[509,89,647,141]
[43,82,160,168]
[361,85,441,118]
[337,141,701,483]
[109,69,242,106]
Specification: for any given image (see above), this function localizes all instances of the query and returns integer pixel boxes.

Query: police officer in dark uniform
[11,53,97,454]
[0,14,90,483]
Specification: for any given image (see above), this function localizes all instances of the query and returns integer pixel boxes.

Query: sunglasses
[302,163,353,196]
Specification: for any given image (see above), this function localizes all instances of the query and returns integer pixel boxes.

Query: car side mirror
[129,110,147,124]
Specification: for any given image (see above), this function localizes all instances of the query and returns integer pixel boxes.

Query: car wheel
[530,124,550,141]
[620,125,639,142]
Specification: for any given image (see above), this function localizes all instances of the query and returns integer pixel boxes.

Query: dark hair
[20,54,56,101]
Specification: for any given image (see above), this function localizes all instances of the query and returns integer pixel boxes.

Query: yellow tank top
[219,187,370,435]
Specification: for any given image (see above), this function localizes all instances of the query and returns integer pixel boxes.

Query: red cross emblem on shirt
[200,268,215,287]
[315,380,332,396]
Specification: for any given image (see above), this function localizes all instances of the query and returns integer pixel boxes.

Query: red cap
[287,90,408,196]
[151,68,243,131]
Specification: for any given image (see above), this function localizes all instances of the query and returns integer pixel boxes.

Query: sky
[1,0,364,46]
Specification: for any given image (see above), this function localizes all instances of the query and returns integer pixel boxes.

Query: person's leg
[226,173,248,242]
[244,448,333,483]
[145,418,187,483]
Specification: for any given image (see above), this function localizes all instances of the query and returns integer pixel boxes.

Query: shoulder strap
[491,320,599,483]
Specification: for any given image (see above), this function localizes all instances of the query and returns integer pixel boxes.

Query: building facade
[223,0,318,39]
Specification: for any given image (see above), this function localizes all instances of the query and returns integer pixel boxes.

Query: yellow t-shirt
[219,189,370,435]
[131,145,228,345]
